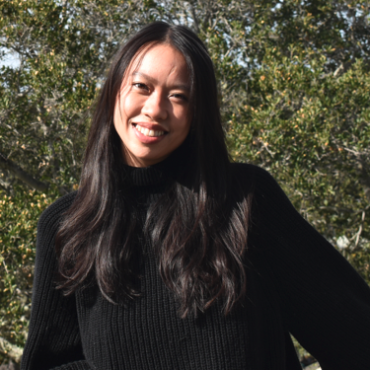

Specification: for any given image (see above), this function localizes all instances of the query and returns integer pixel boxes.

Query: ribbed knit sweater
[21,158,370,370]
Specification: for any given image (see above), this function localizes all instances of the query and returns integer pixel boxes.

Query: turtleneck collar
[127,136,195,188]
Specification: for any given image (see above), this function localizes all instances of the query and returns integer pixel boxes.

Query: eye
[171,93,188,102]
[133,82,149,92]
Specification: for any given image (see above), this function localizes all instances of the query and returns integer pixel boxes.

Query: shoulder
[230,162,294,215]
[230,162,281,192]
[34,192,78,277]
[37,191,77,236]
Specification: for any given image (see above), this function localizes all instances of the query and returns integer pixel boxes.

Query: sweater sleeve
[21,193,92,370]
[249,165,370,370]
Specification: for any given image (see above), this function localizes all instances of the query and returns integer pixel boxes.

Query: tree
[1,0,369,366]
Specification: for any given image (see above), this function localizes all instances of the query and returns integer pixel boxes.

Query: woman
[21,22,370,370]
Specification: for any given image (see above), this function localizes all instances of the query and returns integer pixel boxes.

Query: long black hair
[56,22,252,317]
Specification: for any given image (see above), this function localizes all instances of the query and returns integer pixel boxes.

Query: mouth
[133,123,167,137]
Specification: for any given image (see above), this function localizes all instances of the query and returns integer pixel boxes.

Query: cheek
[114,91,139,127]
[120,95,133,118]
[113,104,122,135]
[123,91,147,116]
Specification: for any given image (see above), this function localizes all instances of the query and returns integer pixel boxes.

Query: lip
[132,123,167,144]
[132,122,168,132]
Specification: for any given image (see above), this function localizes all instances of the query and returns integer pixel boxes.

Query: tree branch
[188,1,200,34]
[0,154,49,193]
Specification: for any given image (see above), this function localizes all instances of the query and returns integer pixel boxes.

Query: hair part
[56,21,252,317]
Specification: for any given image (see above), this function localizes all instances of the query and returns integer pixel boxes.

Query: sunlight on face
[113,43,191,167]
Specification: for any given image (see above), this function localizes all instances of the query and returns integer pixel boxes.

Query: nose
[141,91,168,121]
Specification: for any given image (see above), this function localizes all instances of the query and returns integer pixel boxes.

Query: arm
[21,193,92,370]
[250,166,370,370]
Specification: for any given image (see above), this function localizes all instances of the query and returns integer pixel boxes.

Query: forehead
[126,43,189,84]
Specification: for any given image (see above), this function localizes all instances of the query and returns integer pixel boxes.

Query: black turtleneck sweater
[21,158,370,370]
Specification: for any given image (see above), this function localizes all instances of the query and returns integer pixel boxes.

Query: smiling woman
[21,22,370,370]
[113,43,191,167]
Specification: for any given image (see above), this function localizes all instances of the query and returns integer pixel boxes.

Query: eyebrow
[131,71,190,91]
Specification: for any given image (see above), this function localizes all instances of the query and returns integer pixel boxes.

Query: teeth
[135,124,165,137]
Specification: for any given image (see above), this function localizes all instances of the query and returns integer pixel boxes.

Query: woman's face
[113,43,191,167]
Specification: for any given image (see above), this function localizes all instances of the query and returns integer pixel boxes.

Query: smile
[134,124,166,137]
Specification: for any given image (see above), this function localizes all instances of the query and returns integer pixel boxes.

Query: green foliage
[1,0,369,366]
[222,1,370,283]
